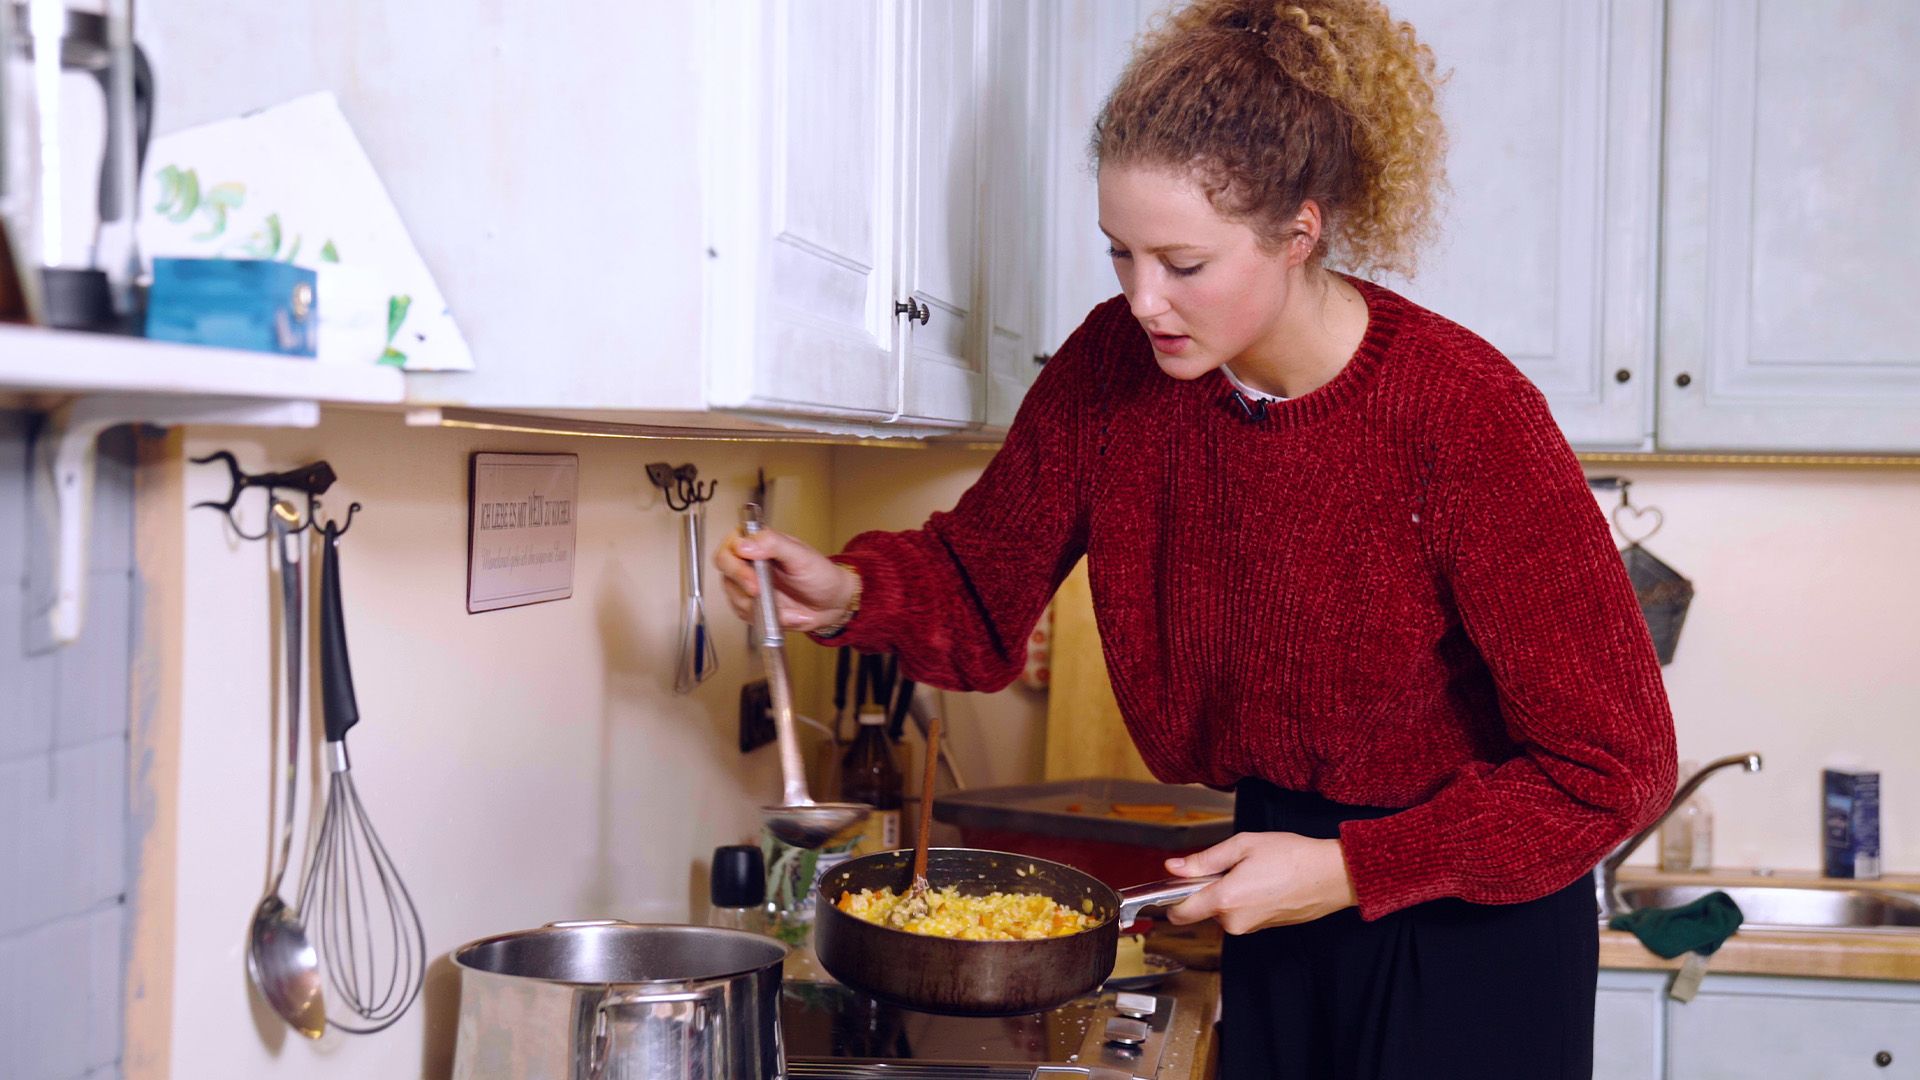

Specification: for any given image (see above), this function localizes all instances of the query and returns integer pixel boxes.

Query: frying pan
[813,847,1219,1016]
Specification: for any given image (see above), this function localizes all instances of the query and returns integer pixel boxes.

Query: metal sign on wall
[467,452,578,613]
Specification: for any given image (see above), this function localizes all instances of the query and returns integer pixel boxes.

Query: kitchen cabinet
[1595,969,1920,1078]
[143,1,1050,436]
[702,0,904,425]
[1039,0,1166,355]
[1595,971,1666,1080]
[895,0,986,429]
[1654,0,1920,453]
[981,0,1050,432]
[1377,0,1664,452]
[1038,0,1920,456]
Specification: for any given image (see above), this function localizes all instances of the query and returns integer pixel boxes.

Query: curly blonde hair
[1093,0,1447,278]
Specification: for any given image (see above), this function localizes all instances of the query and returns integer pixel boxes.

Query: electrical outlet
[739,678,775,753]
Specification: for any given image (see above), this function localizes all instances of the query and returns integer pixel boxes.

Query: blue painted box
[1823,768,1881,880]
[144,258,317,357]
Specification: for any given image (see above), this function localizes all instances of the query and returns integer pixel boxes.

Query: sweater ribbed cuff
[1337,801,1469,921]
[810,549,905,653]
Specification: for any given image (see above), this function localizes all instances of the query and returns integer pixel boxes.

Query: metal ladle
[742,503,869,849]
[247,501,325,1038]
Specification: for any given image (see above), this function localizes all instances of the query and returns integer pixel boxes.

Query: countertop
[1600,868,1920,981]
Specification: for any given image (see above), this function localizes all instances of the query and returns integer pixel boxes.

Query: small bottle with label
[1659,761,1713,872]
[839,707,903,855]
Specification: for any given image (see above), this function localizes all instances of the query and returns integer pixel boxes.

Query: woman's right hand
[715,527,860,634]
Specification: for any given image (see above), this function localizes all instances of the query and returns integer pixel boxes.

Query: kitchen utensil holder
[192,449,356,539]
[1590,476,1693,665]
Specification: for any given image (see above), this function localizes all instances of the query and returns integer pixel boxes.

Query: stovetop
[781,981,1176,1080]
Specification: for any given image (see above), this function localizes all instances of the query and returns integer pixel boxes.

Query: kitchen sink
[1615,883,1920,932]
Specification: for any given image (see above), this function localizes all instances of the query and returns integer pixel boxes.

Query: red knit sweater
[825,278,1678,920]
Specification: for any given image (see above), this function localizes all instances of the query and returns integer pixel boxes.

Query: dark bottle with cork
[839,707,903,855]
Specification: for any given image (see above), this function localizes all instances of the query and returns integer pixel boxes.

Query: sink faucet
[1594,752,1763,921]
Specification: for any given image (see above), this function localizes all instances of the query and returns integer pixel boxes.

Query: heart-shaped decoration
[1612,502,1664,546]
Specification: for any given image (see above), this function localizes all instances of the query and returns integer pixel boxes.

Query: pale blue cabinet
[1596,969,1920,1078]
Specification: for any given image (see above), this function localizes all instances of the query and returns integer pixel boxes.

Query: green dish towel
[1608,890,1745,959]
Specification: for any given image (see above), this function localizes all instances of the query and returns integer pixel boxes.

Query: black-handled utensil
[832,645,853,745]
[318,522,359,742]
[887,676,916,743]
[298,521,425,1033]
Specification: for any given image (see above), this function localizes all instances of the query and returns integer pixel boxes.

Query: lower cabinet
[1596,969,1920,1079]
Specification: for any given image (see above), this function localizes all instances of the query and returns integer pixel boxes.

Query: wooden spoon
[890,711,943,926]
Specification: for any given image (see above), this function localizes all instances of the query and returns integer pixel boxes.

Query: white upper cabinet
[704,1,902,424]
[895,0,988,429]
[143,1,1056,435]
[1379,0,1664,452]
[1656,0,1920,453]
[983,0,1049,431]
[1041,0,1165,354]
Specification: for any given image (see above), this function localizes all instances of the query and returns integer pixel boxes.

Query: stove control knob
[1114,992,1157,1019]
[1104,1018,1151,1049]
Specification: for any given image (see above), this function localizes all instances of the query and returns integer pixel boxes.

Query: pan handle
[1115,875,1223,925]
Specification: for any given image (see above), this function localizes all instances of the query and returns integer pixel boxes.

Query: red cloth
[823,278,1677,920]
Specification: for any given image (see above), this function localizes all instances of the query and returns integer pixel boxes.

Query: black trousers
[1219,780,1598,1080]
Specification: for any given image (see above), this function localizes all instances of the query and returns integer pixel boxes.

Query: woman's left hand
[1160,832,1358,934]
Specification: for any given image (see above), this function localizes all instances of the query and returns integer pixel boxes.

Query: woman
[718,1,1676,1076]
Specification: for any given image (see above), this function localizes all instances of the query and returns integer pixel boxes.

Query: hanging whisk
[297,518,427,1033]
[675,502,719,693]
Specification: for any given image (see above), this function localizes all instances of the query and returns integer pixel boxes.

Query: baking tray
[932,778,1234,849]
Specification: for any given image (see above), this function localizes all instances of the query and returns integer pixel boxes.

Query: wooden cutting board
[1044,559,1157,782]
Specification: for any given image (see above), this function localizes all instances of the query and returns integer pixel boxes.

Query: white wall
[159,409,835,1078]
[1594,468,1920,873]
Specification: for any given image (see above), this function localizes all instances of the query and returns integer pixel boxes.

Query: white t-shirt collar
[1221,364,1286,402]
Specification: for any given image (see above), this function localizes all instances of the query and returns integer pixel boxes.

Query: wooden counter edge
[1601,928,1920,982]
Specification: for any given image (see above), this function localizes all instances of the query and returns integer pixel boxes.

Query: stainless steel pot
[451,920,787,1080]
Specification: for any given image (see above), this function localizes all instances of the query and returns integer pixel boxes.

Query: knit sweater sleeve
[813,304,1108,690]
[1337,366,1678,920]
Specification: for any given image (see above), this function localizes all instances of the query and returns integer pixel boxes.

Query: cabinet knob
[1614,368,1632,384]
[1034,352,1052,367]
[894,298,930,325]
[1876,1051,1893,1067]
[1675,372,1693,388]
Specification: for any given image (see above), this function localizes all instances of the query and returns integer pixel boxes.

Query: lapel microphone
[1230,390,1269,423]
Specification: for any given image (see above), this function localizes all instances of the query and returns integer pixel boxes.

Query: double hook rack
[193,450,360,539]
[645,461,718,512]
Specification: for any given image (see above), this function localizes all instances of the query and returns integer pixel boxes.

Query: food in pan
[835,885,1098,940]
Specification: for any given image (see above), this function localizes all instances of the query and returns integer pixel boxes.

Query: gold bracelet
[812,565,862,640]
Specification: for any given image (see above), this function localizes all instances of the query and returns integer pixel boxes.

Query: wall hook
[318,500,362,538]
[191,450,336,539]
[646,461,718,512]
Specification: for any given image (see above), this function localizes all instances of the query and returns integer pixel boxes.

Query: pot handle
[1115,875,1223,925]
[586,987,716,1080]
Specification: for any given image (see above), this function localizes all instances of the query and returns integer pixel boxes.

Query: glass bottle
[1659,761,1713,872]
[839,708,903,856]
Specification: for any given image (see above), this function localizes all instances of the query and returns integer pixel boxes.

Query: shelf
[0,324,405,404]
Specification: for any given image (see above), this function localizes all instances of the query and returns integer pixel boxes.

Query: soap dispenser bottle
[1659,760,1713,872]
